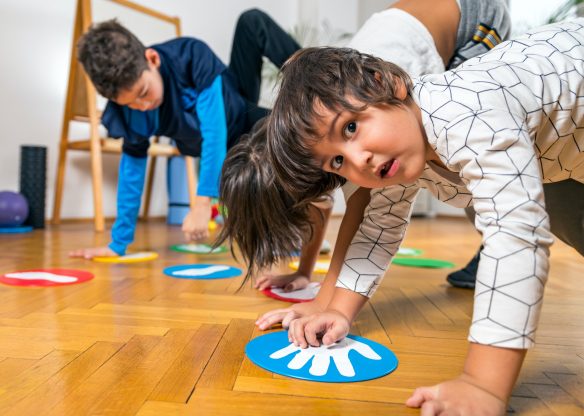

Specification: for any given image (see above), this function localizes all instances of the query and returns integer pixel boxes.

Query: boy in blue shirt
[69,9,300,258]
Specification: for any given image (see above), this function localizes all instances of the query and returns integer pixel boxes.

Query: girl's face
[311,97,430,189]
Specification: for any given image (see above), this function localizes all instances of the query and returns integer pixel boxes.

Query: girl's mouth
[379,159,399,178]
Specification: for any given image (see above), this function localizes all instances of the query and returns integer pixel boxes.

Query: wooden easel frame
[52,0,197,231]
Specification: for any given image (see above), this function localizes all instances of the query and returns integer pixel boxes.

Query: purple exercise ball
[0,191,29,227]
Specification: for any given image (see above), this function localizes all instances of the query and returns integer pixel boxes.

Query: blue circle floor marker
[163,264,242,280]
[246,331,398,383]
[0,225,33,234]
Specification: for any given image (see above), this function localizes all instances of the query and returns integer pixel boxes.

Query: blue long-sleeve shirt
[108,153,147,255]
[101,37,246,255]
[196,76,227,197]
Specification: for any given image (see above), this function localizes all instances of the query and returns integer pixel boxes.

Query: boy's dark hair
[268,46,413,203]
[215,118,321,285]
[77,19,148,100]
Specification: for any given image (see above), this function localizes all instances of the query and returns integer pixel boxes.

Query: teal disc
[171,243,228,254]
[392,257,454,269]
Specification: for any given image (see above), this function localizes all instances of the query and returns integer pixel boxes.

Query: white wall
[1,0,566,223]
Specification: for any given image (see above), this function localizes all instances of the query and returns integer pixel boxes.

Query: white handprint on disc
[269,338,381,377]
[173,265,230,277]
[270,282,320,300]
[6,272,78,283]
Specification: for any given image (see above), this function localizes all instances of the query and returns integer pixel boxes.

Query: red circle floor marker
[262,282,321,303]
[0,269,94,287]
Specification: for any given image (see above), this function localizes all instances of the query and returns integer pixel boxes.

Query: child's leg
[228,9,300,104]
[543,179,584,255]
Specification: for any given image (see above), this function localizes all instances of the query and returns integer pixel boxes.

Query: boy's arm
[108,152,148,255]
[73,101,151,257]
[286,184,418,346]
[312,187,372,306]
[335,185,420,296]
[182,75,227,242]
[463,343,526,402]
[403,109,553,413]
[295,203,332,279]
[444,109,555,349]
[256,186,374,330]
[406,343,525,413]
[285,185,374,346]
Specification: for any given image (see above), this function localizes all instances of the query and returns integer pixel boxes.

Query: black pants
[226,9,301,130]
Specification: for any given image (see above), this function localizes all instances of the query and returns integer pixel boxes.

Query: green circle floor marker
[392,257,454,268]
[171,243,228,254]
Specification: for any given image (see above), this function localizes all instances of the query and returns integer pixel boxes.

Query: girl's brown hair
[215,118,321,286]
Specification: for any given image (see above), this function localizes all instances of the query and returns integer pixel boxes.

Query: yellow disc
[208,221,218,231]
[93,251,158,263]
[288,259,330,274]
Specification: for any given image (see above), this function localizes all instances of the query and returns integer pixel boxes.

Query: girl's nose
[353,147,373,170]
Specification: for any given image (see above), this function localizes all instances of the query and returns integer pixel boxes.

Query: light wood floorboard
[0,217,582,415]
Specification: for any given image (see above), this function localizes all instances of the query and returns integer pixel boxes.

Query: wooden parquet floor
[0,217,582,415]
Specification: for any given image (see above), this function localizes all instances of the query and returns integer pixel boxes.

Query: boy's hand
[68,246,117,259]
[254,271,310,292]
[256,301,325,330]
[287,310,351,348]
[182,197,212,242]
[406,375,506,416]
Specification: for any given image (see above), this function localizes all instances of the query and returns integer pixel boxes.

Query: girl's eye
[331,155,344,170]
[344,121,357,137]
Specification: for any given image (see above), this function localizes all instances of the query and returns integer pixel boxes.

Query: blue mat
[246,331,398,382]
[0,225,33,234]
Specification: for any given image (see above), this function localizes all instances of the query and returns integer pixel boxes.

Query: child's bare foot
[254,271,310,292]
[69,246,118,259]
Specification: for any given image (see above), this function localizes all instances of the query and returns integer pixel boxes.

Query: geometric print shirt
[336,19,584,349]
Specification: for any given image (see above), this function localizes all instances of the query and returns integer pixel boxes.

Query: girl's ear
[394,76,408,101]
[144,48,161,69]
[375,71,408,101]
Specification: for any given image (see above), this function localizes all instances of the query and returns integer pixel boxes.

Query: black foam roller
[19,145,47,229]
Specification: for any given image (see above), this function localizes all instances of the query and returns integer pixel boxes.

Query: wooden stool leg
[85,69,105,232]
[142,156,157,220]
[52,0,83,225]
[89,129,105,232]
[52,134,68,224]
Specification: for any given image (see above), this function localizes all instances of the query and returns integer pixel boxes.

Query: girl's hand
[406,374,507,416]
[254,271,310,291]
[256,301,325,330]
[287,310,351,348]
